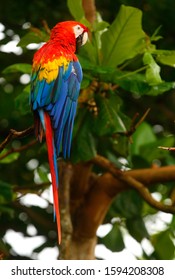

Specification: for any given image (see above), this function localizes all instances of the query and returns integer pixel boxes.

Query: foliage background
[0,0,175,259]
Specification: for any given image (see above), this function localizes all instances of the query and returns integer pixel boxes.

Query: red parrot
[30,21,88,244]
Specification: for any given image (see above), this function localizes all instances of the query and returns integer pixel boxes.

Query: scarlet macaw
[30,21,88,244]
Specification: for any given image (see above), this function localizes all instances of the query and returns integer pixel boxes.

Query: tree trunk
[59,161,98,259]
[82,0,96,24]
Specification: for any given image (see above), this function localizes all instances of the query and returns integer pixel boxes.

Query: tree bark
[82,0,96,24]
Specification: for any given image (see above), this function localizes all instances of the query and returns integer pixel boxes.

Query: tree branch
[59,161,73,259]
[82,0,96,24]
[92,154,175,214]
[159,146,175,151]
[120,175,175,213]
[116,108,151,142]
[14,182,50,192]
[0,139,37,160]
[0,126,34,153]
[70,162,93,216]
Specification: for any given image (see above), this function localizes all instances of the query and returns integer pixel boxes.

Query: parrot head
[50,21,88,52]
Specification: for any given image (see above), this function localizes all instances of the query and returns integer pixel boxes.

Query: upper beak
[81,31,88,46]
[76,31,88,51]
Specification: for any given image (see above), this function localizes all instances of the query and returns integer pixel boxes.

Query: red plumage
[44,112,61,244]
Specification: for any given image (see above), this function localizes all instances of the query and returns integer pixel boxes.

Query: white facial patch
[73,25,84,38]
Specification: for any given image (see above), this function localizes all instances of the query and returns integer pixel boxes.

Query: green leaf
[146,81,175,96]
[79,40,99,65]
[0,205,14,217]
[131,122,175,163]
[0,239,9,256]
[101,223,125,252]
[110,69,175,96]
[101,5,146,67]
[126,217,149,242]
[67,0,85,21]
[91,13,110,53]
[131,122,156,156]
[170,215,175,231]
[150,25,163,42]
[3,63,32,74]
[113,190,143,219]
[15,85,31,115]
[155,50,175,68]
[0,150,20,164]
[152,230,175,259]
[78,55,97,71]
[94,94,126,136]
[37,166,50,183]
[111,135,130,158]
[140,135,175,163]
[0,181,14,202]
[72,108,96,162]
[143,52,162,85]
[109,69,151,96]
[93,20,109,32]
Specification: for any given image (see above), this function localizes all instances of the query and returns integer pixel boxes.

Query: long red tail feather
[44,112,61,244]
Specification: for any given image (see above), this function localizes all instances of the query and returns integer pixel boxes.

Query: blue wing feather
[52,82,68,126]
[64,62,73,80]
[72,61,83,82]
[30,59,82,158]
[62,101,77,157]
[54,96,72,155]
[52,66,63,103]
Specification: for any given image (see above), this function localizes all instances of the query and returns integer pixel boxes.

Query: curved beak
[76,31,88,51]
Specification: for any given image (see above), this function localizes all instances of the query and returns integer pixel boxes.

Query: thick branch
[70,162,93,217]
[59,161,73,260]
[72,172,121,239]
[120,175,175,213]
[82,0,96,24]
[73,162,175,243]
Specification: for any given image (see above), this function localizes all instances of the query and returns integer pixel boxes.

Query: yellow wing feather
[33,57,70,83]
